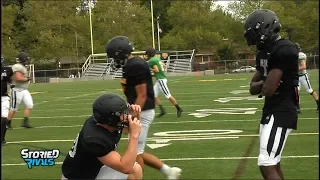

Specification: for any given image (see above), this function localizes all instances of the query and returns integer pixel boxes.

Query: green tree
[1,4,20,62]
[162,1,222,50]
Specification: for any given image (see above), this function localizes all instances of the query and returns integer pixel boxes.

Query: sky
[214,0,237,9]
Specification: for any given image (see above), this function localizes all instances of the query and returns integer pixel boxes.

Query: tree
[227,0,265,22]
[1,4,20,62]
[162,1,223,50]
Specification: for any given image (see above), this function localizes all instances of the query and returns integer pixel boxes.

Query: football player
[62,94,142,179]
[7,52,33,128]
[1,57,13,145]
[295,42,319,113]
[106,36,182,179]
[245,9,299,179]
[146,48,183,118]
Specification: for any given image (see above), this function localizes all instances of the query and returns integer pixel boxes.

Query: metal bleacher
[81,49,195,80]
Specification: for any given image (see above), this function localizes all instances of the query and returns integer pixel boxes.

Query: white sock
[160,164,170,175]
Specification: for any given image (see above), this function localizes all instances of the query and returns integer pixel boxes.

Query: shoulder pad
[269,39,298,56]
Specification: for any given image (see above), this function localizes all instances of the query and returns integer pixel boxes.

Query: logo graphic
[21,149,60,169]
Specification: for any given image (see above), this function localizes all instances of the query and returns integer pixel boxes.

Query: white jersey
[298,52,307,75]
[11,63,29,89]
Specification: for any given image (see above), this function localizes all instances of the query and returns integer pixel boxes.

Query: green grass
[2,70,319,179]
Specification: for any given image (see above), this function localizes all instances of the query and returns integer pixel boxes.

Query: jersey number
[69,133,79,158]
[260,59,268,77]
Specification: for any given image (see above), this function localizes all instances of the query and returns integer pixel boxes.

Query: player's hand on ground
[130,104,141,119]
[128,115,141,139]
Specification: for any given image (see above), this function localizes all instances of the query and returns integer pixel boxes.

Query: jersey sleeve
[11,64,23,73]
[272,46,299,71]
[148,59,156,68]
[82,138,113,157]
[127,62,149,86]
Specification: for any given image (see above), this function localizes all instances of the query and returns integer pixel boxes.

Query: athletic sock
[175,104,181,111]
[160,164,170,175]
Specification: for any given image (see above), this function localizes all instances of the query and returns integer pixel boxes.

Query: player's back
[122,57,155,110]
[11,63,29,89]
[62,116,122,179]
[1,66,13,96]
[263,39,299,113]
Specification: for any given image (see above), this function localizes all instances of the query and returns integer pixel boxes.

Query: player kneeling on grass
[245,9,299,180]
[61,94,142,180]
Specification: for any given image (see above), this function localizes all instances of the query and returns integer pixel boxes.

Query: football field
[2,70,319,179]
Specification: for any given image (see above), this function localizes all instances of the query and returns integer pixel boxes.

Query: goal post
[27,64,35,84]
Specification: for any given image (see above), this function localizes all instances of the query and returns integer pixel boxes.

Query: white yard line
[18,108,318,119]
[12,117,318,130]
[2,155,318,167]
[6,132,318,144]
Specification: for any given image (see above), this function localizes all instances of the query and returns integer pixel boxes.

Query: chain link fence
[192,55,319,74]
[33,55,318,83]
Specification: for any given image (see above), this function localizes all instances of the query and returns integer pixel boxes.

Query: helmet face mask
[295,43,301,51]
[106,36,134,69]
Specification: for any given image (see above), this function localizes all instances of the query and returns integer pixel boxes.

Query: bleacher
[81,50,195,79]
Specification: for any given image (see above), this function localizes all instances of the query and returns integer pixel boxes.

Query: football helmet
[295,42,302,51]
[92,93,130,129]
[145,48,156,59]
[244,9,281,50]
[1,56,4,64]
[105,36,134,68]
[16,52,31,65]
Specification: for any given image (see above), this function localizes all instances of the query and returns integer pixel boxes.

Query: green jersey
[148,57,166,80]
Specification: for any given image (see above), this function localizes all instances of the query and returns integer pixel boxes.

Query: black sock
[297,104,300,109]
[175,104,181,111]
[159,105,165,113]
[316,100,319,108]
[1,118,8,142]
[24,117,29,123]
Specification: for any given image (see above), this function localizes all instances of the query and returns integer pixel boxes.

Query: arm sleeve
[83,138,113,157]
[127,63,149,86]
[272,46,298,71]
[11,64,24,73]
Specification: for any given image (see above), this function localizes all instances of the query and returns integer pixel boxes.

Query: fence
[193,55,319,74]
[33,55,319,83]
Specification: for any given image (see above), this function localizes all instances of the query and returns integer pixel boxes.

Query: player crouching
[61,94,142,179]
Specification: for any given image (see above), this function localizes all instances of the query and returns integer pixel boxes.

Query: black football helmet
[105,36,134,69]
[16,52,31,65]
[244,9,281,50]
[145,48,156,59]
[92,93,130,129]
[295,42,301,51]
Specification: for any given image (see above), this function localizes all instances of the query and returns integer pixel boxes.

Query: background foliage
[1,0,319,66]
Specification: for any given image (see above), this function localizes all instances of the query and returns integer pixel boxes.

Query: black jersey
[120,57,155,110]
[62,116,122,179]
[256,39,299,129]
[1,66,13,96]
